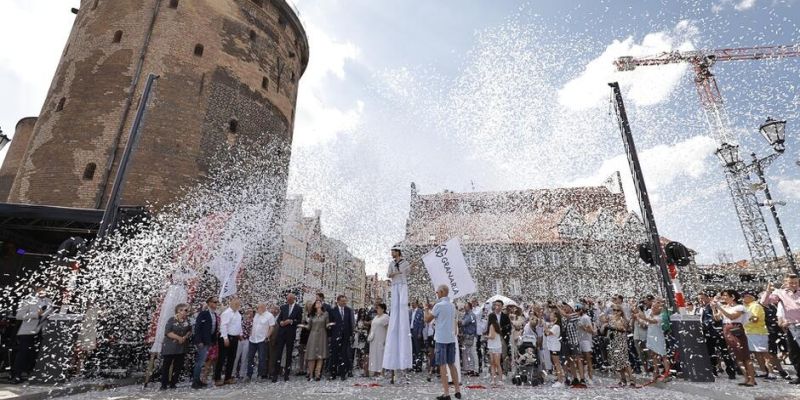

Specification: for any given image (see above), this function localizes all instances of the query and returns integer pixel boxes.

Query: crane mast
[615,44,800,270]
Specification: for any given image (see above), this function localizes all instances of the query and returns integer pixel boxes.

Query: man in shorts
[425,285,462,400]
[559,303,586,386]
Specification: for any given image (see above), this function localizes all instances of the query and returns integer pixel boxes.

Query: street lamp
[715,142,741,168]
[759,117,786,153]
[745,116,796,274]
[0,128,10,151]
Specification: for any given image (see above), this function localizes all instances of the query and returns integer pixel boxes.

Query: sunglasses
[179,309,189,313]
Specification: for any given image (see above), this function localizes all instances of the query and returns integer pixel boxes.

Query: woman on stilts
[382,244,415,384]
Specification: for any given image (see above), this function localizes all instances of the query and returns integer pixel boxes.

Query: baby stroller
[512,342,544,386]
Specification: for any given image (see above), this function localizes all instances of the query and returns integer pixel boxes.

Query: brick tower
[0,0,309,209]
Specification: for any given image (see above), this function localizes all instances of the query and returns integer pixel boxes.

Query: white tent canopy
[484,294,518,307]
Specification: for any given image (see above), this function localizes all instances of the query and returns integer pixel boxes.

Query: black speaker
[665,241,691,266]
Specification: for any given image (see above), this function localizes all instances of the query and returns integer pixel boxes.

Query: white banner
[208,237,244,299]
[422,238,476,300]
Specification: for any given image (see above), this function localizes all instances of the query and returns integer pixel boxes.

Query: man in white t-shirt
[246,303,275,380]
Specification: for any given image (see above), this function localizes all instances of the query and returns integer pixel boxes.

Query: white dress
[368,314,389,372]
[645,309,667,356]
[382,258,413,370]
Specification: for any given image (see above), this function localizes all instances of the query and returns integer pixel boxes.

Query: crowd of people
[7,243,800,400]
[141,272,800,395]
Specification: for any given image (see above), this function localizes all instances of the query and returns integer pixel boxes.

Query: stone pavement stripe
[0,378,141,400]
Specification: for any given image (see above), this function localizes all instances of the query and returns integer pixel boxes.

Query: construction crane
[614,44,800,271]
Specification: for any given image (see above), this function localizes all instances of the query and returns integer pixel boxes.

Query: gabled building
[401,176,658,303]
[280,195,367,306]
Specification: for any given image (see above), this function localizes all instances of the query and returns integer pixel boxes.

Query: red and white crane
[614,44,800,270]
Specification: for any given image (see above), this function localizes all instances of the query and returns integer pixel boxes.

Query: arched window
[92,0,99,10]
[168,0,179,8]
[229,119,238,133]
[249,30,257,41]
[262,77,269,90]
[56,97,66,112]
[83,163,97,180]
[194,44,204,57]
[112,30,123,43]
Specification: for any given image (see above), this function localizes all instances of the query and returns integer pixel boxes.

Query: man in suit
[490,300,512,368]
[329,294,355,381]
[409,299,425,372]
[272,293,303,382]
[192,297,219,388]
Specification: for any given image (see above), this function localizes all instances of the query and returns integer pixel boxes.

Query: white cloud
[572,135,718,210]
[293,23,364,146]
[557,21,697,110]
[712,0,758,12]
[735,0,757,10]
[777,179,800,200]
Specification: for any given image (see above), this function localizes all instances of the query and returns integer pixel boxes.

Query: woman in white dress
[368,303,390,376]
[382,245,414,384]
[636,298,671,382]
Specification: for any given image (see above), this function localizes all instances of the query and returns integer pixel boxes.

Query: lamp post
[715,118,796,274]
[0,127,10,151]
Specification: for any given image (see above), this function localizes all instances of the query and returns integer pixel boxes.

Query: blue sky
[1,0,799,275]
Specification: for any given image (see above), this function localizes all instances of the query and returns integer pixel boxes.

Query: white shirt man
[250,308,276,344]
[220,306,243,338]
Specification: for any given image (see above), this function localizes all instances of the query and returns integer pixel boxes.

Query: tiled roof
[405,185,633,245]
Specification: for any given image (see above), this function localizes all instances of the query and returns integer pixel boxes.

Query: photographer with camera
[11,286,54,384]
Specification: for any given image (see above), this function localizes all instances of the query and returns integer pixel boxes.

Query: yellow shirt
[744,302,768,335]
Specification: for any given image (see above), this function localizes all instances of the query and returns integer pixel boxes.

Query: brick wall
[5,0,308,210]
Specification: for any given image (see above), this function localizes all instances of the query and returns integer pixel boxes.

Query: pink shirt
[762,289,800,323]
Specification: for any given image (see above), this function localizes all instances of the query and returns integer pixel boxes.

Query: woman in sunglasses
[161,303,193,390]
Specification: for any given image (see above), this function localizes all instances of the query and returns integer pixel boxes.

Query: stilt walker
[382,244,414,383]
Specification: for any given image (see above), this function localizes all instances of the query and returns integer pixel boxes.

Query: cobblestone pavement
[55,372,800,400]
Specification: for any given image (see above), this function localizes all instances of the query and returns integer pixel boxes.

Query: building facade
[365,273,391,307]
[0,0,309,210]
[401,180,660,304]
[279,196,368,307]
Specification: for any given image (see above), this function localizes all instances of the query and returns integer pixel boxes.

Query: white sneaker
[585,377,594,385]
[552,381,564,388]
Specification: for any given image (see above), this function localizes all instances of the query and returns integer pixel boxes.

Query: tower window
[112,30,123,43]
[83,163,97,180]
[262,77,269,90]
[56,97,66,112]
[250,0,263,6]
[168,0,179,8]
[194,44,204,57]
[290,71,295,82]
[249,30,257,41]
[92,0,99,10]
[228,119,238,133]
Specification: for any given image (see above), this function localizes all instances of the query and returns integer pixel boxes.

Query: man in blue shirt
[425,285,462,400]
[460,301,478,376]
